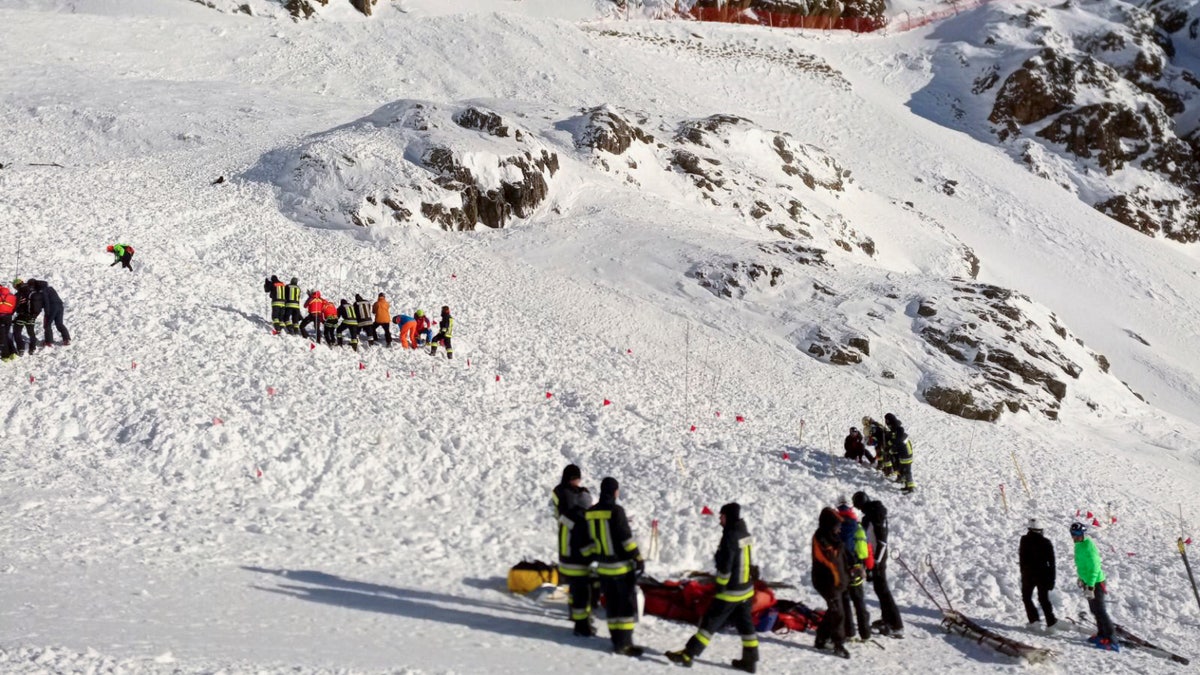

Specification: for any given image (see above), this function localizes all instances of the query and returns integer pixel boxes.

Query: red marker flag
[546,392,553,399]
[701,506,713,515]
[735,415,745,423]
[689,425,697,432]
[603,399,611,407]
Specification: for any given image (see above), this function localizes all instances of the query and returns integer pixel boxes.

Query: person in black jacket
[284,277,303,335]
[843,427,873,464]
[586,477,645,657]
[884,413,916,493]
[551,464,595,637]
[12,279,43,355]
[1019,518,1058,629]
[812,506,850,659]
[38,280,70,346]
[853,490,904,637]
[666,503,760,673]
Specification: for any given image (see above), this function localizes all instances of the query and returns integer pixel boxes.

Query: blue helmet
[1069,521,1087,537]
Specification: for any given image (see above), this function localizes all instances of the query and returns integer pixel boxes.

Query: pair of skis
[1063,611,1190,665]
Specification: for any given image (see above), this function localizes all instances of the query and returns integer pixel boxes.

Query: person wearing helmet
[414,308,432,347]
[107,243,135,271]
[843,427,873,464]
[11,278,44,355]
[853,491,904,638]
[1071,522,1118,650]
[336,298,361,351]
[883,414,915,494]
[429,305,454,359]
[320,297,338,345]
[0,282,17,362]
[299,290,325,342]
[283,277,303,334]
[1020,518,1057,631]
[861,417,892,477]
[837,497,872,643]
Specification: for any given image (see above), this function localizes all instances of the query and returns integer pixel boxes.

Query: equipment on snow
[1180,537,1200,614]
[896,553,1055,664]
[506,559,558,594]
[1065,611,1189,665]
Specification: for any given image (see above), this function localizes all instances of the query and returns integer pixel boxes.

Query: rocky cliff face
[191,0,382,18]
[970,1,1200,242]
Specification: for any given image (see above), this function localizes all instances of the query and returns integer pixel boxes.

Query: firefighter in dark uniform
[666,502,760,672]
[586,477,645,657]
[284,277,303,334]
[12,279,43,355]
[853,491,904,637]
[353,294,372,347]
[429,305,454,359]
[336,299,360,351]
[551,464,595,637]
[862,416,892,477]
[884,413,915,493]
[265,276,285,333]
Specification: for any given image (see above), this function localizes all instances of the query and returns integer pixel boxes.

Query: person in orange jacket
[0,283,17,361]
[370,293,392,347]
[299,291,326,342]
[321,298,338,345]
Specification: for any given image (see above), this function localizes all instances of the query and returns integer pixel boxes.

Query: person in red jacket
[321,298,338,345]
[299,291,326,342]
[0,283,16,361]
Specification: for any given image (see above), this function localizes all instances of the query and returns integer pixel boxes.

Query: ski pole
[1179,538,1200,613]
[926,554,956,612]
[999,483,1009,516]
[895,553,944,614]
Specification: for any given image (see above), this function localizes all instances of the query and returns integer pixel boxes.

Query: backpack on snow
[506,559,558,595]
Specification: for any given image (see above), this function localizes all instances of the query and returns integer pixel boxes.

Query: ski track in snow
[1,1,1199,673]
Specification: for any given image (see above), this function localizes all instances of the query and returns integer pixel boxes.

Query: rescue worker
[12,279,42,355]
[370,293,392,347]
[321,297,338,346]
[861,416,891,477]
[0,282,17,361]
[1072,522,1118,650]
[812,506,850,659]
[585,477,645,657]
[336,299,360,351]
[353,294,372,347]
[1020,518,1057,630]
[844,427,873,464]
[284,277,303,334]
[429,305,454,359]
[884,413,915,493]
[837,497,872,642]
[415,309,432,346]
[107,243,134,271]
[299,291,326,342]
[665,503,759,673]
[853,491,904,638]
[551,464,595,637]
[266,276,286,333]
[38,280,69,346]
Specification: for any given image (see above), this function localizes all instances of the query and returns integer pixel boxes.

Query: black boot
[665,650,693,667]
[832,645,850,659]
[615,645,645,657]
[572,620,595,637]
[731,658,757,673]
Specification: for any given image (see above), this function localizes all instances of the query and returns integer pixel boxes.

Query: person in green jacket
[1071,521,1118,650]
[106,243,134,271]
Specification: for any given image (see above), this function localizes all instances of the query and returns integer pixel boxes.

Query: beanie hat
[719,502,740,522]
[1027,517,1041,531]
[837,494,850,508]
[561,464,581,484]
[600,476,619,497]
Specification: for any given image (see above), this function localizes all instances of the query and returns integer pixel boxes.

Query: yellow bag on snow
[507,560,558,594]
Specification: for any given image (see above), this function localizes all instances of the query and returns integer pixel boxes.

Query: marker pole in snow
[1179,538,1200,613]
[1011,451,1031,497]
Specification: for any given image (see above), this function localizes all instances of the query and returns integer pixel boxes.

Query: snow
[2,0,1200,673]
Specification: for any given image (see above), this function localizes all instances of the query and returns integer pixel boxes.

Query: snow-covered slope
[2,0,1200,673]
